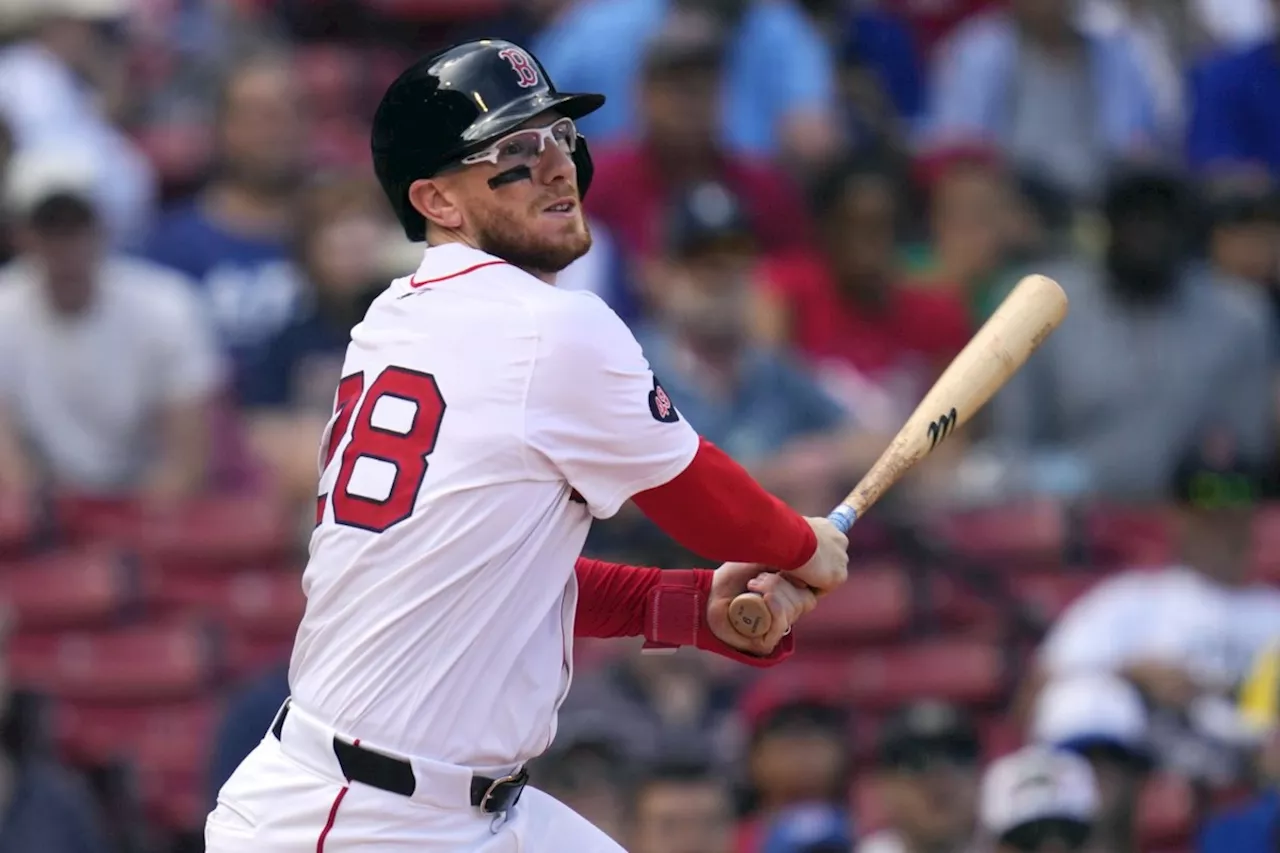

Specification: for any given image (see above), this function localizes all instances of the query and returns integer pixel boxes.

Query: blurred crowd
[1,0,1280,851]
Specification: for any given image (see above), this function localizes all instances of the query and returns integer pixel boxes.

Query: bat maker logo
[927,407,957,450]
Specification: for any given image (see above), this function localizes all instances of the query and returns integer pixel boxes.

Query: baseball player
[204,39,849,853]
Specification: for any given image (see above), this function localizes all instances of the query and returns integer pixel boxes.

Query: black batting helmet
[371,39,606,242]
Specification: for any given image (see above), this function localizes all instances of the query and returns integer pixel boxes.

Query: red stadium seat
[0,491,36,555]
[56,698,220,772]
[979,716,1025,760]
[1084,505,1174,566]
[934,500,1067,566]
[791,562,911,646]
[137,767,207,831]
[144,566,305,637]
[1138,773,1195,848]
[845,639,1008,709]
[1251,505,1280,583]
[928,573,1002,628]
[0,548,136,631]
[225,633,293,681]
[135,495,299,572]
[295,44,360,120]
[8,622,220,701]
[1009,571,1100,623]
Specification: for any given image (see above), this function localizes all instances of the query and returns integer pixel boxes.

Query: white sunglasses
[460,117,579,171]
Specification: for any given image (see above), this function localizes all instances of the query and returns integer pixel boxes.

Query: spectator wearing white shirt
[0,146,222,502]
[1032,432,1280,785]
[0,0,156,250]
[980,746,1099,853]
[1032,674,1152,853]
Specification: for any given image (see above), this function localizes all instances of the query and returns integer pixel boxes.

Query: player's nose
[536,141,575,186]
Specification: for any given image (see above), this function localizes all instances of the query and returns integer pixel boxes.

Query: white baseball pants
[205,702,626,853]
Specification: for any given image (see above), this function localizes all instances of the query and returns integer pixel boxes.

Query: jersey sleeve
[525,293,700,519]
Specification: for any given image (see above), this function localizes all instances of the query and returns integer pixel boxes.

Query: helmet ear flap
[572,135,595,200]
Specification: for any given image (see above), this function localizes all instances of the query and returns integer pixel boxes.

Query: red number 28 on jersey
[317,366,447,532]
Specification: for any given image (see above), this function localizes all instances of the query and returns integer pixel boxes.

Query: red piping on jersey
[315,786,348,853]
[409,260,509,288]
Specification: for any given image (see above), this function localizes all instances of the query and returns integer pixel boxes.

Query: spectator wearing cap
[0,0,157,249]
[0,146,222,502]
[761,802,855,853]
[636,181,880,515]
[1197,642,1280,853]
[1187,3,1280,177]
[922,0,1161,201]
[1031,674,1152,853]
[582,9,815,271]
[987,167,1275,501]
[741,700,854,853]
[980,746,1098,853]
[628,752,733,853]
[142,53,309,405]
[1033,434,1280,786]
[858,701,981,853]
[533,0,842,165]
[759,154,972,437]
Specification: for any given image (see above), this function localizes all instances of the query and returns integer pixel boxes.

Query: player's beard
[472,199,593,275]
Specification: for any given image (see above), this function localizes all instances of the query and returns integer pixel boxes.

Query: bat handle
[726,503,858,640]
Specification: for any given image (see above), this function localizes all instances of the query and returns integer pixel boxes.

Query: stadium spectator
[143,52,308,402]
[0,616,111,853]
[795,0,925,148]
[0,145,221,502]
[584,12,814,268]
[0,0,156,249]
[0,116,12,267]
[556,645,742,773]
[533,0,843,165]
[744,700,853,853]
[760,803,855,853]
[905,143,1025,323]
[759,155,972,435]
[240,176,395,507]
[1201,182,1280,292]
[635,181,880,514]
[1197,642,1280,853]
[1034,434,1280,785]
[629,752,733,853]
[924,0,1160,200]
[1189,0,1275,47]
[858,701,981,853]
[1187,4,1280,177]
[987,167,1274,500]
[1031,674,1152,853]
[529,734,634,847]
[979,746,1098,853]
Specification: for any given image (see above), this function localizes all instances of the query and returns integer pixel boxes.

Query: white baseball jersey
[287,243,699,770]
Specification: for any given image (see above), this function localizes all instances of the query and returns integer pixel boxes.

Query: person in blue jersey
[142,52,308,401]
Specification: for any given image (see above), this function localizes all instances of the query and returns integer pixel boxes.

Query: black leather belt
[270,700,528,814]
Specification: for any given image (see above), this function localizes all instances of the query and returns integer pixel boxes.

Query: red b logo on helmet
[498,48,539,89]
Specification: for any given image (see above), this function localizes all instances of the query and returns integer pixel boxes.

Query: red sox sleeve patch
[649,377,680,423]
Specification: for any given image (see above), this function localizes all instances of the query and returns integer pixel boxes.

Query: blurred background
[0,0,1279,851]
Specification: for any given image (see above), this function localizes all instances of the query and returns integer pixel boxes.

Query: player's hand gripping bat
[728,274,1070,640]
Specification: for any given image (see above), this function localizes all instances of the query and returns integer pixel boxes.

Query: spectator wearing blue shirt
[143,53,308,402]
[635,181,879,515]
[532,0,842,165]
[241,177,394,510]
[208,662,290,809]
[923,0,1160,200]
[1187,19,1280,177]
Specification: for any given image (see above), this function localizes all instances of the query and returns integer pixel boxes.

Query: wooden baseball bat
[728,273,1069,639]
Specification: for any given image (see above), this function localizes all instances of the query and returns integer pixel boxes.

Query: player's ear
[409,176,464,232]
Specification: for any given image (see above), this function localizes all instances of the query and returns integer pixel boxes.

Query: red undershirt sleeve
[630,437,816,570]
[572,557,794,667]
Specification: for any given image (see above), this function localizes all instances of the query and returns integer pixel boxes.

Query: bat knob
[728,592,772,639]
